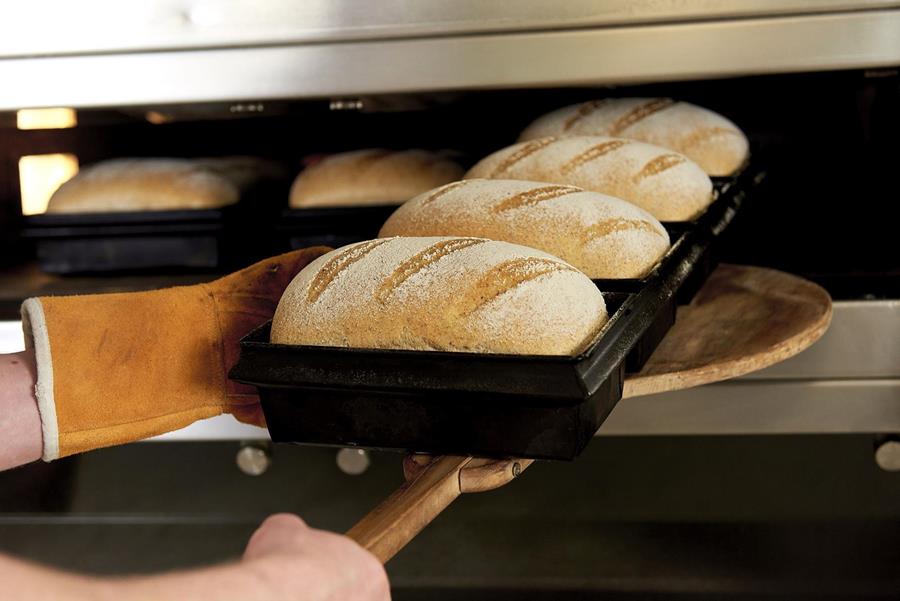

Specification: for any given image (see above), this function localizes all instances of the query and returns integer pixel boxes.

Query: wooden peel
[347,264,832,563]
[623,264,833,398]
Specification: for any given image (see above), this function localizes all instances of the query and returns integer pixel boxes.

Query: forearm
[0,553,101,600]
[104,565,262,601]
[0,551,308,601]
[0,349,43,470]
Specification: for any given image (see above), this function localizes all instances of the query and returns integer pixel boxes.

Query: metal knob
[236,443,272,476]
[875,440,900,472]
[336,448,370,475]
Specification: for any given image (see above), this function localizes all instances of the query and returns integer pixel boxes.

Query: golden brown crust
[307,239,389,303]
[271,237,608,356]
[519,98,749,177]
[488,138,556,177]
[563,99,611,131]
[465,136,713,222]
[375,238,486,302]
[490,185,580,213]
[45,158,245,213]
[419,180,471,207]
[560,139,631,175]
[582,218,661,242]
[379,179,670,279]
[633,154,687,182]
[607,98,676,136]
[459,257,579,316]
[289,149,465,208]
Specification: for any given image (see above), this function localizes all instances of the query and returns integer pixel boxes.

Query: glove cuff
[21,286,228,460]
[21,297,59,461]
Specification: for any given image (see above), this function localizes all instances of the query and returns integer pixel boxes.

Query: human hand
[243,514,390,601]
[21,247,330,460]
[211,248,332,427]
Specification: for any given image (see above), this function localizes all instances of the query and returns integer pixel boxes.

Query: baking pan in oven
[278,205,398,251]
[23,186,285,274]
[23,208,230,273]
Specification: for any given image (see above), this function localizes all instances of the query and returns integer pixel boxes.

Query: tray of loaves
[23,157,289,273]
[231,97,766,461]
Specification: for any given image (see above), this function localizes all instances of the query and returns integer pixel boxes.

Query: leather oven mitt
[20,247,329,461]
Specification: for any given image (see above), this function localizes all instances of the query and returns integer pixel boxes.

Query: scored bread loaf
[288,149,465,208]
[519,98,748,176]
[379,179,670,279]
[45,158,245,213]
[465,136,713,221]
[194,156,287,190]
[271,236,607,356]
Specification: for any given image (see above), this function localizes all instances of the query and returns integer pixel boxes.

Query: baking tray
[23,209,228,273]
[229,160,764,460]
[230,225,709,461]
[232,294,632,461]
[23,182,286,274]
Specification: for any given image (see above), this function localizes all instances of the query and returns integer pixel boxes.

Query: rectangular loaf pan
[23,209,229,274]
[23,182,286,274]
[229,230,698,461]
[231,293,636,461]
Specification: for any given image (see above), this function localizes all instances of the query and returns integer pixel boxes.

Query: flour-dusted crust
[271,237,607,356]
[465,136,713,221]
[519,98,749,176]
[45,158,244,213]
[288,149,465,208]
[380,179,670,279]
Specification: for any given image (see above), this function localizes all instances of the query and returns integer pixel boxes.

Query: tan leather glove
[21,247,329,461]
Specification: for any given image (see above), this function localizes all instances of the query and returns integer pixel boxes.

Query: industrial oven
[1,2,899,599]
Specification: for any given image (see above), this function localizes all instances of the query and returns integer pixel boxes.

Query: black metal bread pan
[231,291,661,461]
[23,172,288,275]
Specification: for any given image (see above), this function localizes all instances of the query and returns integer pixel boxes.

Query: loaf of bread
[379,179,669,279]
[465,136,713,221]
[519,98,748,176]
[271,236,607,356]
[46,158,245,213]
[195,156,287,190]
[288,149,465,208]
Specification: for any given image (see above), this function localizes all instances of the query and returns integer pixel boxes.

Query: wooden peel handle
[346,455,471,563]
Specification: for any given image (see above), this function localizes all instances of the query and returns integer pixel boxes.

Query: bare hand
[243,514,390,601]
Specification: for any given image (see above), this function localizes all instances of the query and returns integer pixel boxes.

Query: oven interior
[0,68,898,599]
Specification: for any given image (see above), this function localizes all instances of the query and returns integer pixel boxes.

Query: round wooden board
[622,264,833,399]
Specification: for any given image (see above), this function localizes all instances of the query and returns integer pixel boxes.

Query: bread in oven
[288,149,465,208]
[45,158,246,213]
[465,136,713,222]
[518,98,748,176]
[379,179,670,279]
[271,236,607,356]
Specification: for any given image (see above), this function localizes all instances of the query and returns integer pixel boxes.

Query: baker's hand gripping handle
[346,455,532,563]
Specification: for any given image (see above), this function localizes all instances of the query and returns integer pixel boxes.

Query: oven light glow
[16,108,77,130]
[19,154,79,215]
